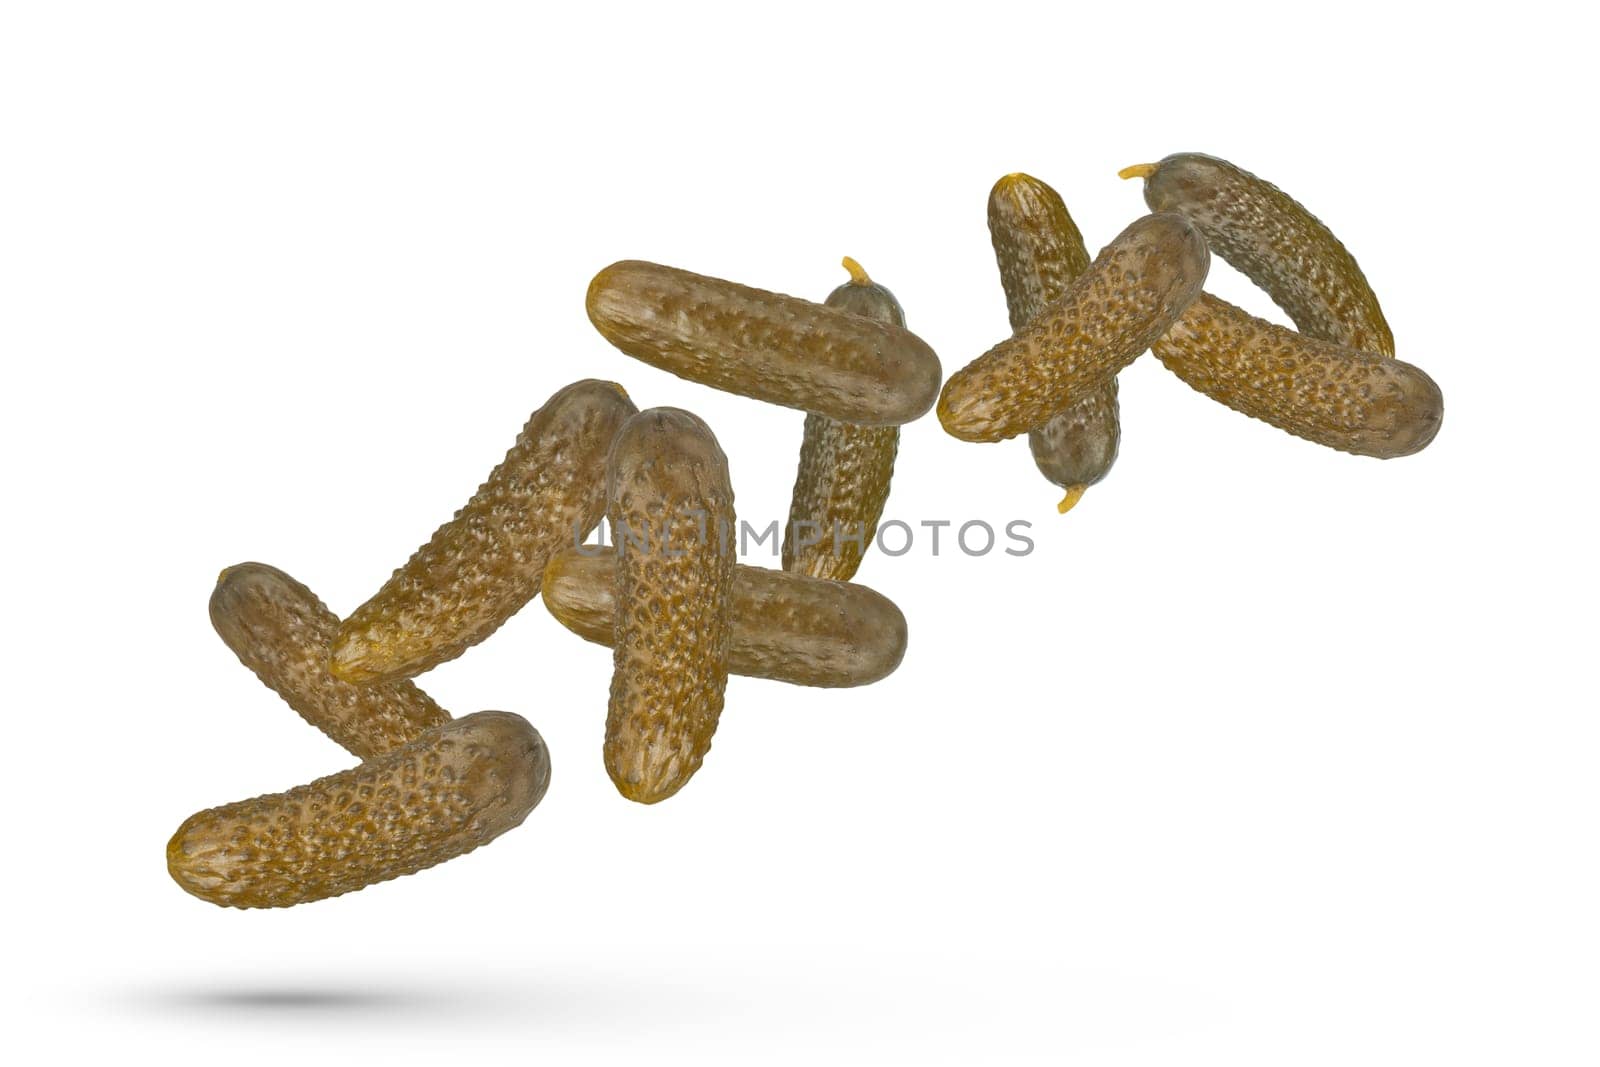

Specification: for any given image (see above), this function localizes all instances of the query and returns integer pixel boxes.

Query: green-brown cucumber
[1152,294,1441,458]
[332,379,636,683]
[1123,153,1393,355]
[167,712,549,909]
[782,257,902,579]
[544,545,907,688]
[586,260,942,426]
[605,408,737,804]
[988,172,1121,511]
[211,562,450,760]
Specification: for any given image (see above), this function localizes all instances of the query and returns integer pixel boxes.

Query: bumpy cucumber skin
[1153,294,1441,458]
[543,547,907,688]
[781,272,903,580]
[332,379,636,684]
[1139,153,1394,356]
[988,173,1121,491]
[938,213,1209,443]
[167,712,549,909]
[605,409,737,804]
[210,563,450,761]
[585,261,942,427]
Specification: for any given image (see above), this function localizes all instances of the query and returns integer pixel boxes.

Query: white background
[2,2,1595,1064]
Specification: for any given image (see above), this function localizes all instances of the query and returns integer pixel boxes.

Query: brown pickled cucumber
[210,563,450,760]
[543,546,907,688]
[782,258,901,580]
[1124,153,1394,356]
[167,711,549,909]
[332,379,636,684]
[1152,294,1441,458]
[938,213,1209,443]
[988,173,1121,510]
[605,408,737,804]
[585,260,942,426]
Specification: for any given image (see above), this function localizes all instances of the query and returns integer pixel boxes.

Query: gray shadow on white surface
[131,984,483,1016]
[101,971,713,1030]
[112,982,518,1023]
[85,963,1221,1056]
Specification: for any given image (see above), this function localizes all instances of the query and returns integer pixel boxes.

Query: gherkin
[211,562,450,760]
[1123,153,1394,356]
[782,258,901,580]
[988,173,1120,511]
[1153,294,1441,458]
[333,379,635,683]
[605,408,737,804]
[167,712,550,909]
[586,260,942,426]
[544,546,907,689]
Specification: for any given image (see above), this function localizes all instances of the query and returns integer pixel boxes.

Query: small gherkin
[987,173,1121,512]
[1123,153,1394,356]
[604,408,737,804]
[1153,293,1441,458]
[167,711,550,909]
[782,257,902,580]
[210,561,450,760]
[332,379,636,684]
[543,545,907,689]
[586,260,943,426]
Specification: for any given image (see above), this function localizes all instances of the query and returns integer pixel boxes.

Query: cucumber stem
[1057,485,1087,514]
[841,256,872,286]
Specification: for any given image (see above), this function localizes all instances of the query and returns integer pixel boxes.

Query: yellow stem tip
[1057,485,1087,514]
[840,256,872,286]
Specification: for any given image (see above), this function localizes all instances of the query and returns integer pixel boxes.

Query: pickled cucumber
[782,258,901,579]
[606,408,736,804]
[586,260,942,426]
[543,546,907,688]
[938,213,1208,443]
[167,711,549,909]
[1152,294,1442,458]
[332,379,636,684]
[210,563,450,760]
[1123,153,1394,356]
[988,173,1121,511]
